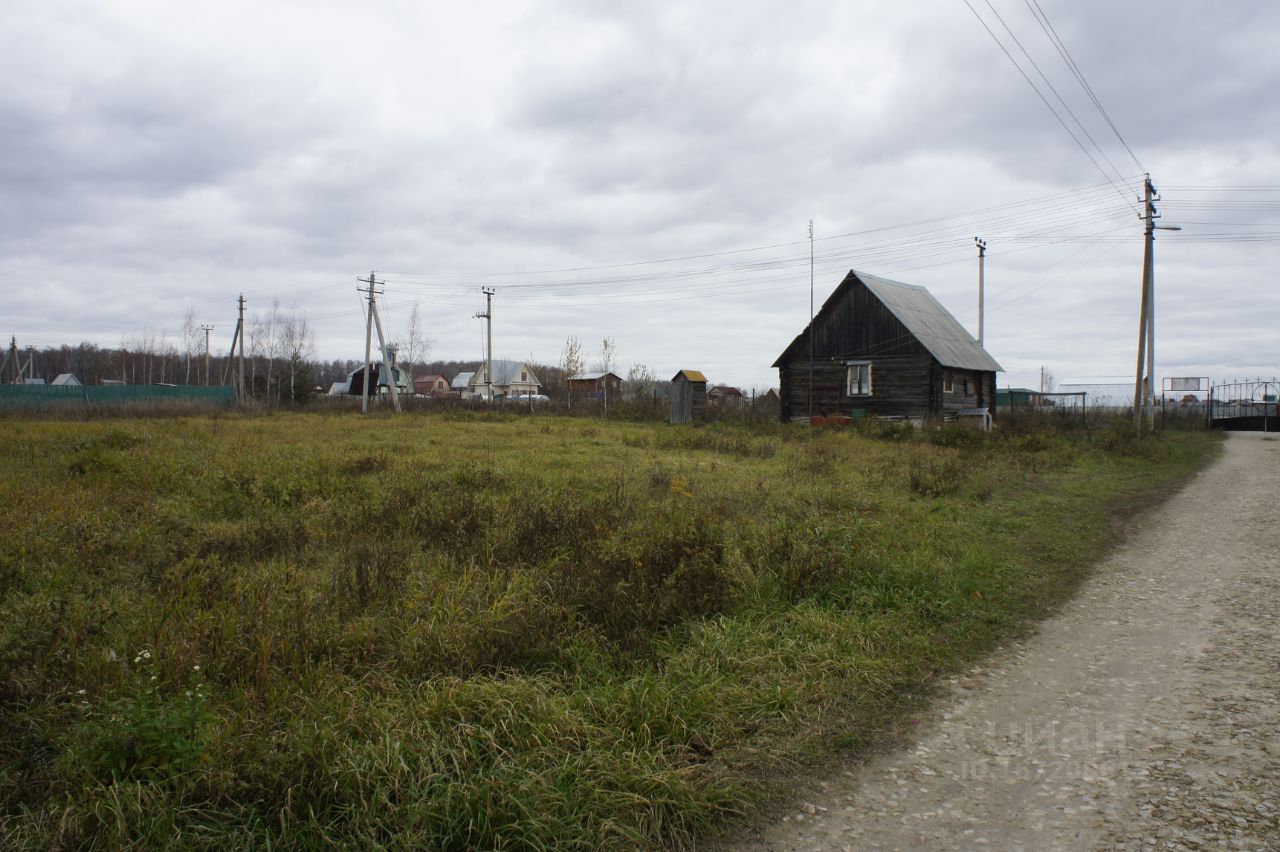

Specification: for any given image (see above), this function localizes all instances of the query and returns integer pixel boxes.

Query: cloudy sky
[4,0,1279,392]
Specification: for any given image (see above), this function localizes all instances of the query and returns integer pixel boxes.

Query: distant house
[669,369,708,424]
[327,381,350,396]
[995,387,1041,411]
[566,372,622,405]
[707,385,745,406]
[469,360,541,400]
[52,373,81,386]
[773,270,1002,423]
[346,362,410,397]
[413,373,454,398]
[451,372,476,399]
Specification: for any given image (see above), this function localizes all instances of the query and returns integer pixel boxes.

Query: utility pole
[200,324,213,386]
[237,295,246,402]
[808,219,815,421]
[475,288,494,405]
[1132,175,1181,433]
[360,273,375,414]
[3,337,16,383]
[975,237,987,346]
[357,272,401,414]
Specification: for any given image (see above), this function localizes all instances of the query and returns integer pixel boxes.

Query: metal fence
[0,384,236,408]
[1209,379,1280,431]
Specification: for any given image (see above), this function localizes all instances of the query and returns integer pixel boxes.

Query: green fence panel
[0,385,236,408]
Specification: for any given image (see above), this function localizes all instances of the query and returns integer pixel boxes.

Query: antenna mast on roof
[808,219,815,421]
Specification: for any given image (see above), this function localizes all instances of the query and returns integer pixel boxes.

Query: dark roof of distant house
[774,270,1003,372]
[710,385,744,396]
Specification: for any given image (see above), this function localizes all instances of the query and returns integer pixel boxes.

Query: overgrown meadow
[0,411,1214,848]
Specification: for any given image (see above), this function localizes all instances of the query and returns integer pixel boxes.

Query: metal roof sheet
[474,360,538,386]
[451,372,475,389]
[857,272,1003,372]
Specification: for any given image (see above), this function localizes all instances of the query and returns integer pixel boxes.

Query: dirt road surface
[730,432,1279,851]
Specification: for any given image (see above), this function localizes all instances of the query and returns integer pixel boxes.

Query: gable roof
[472,359,539,386]
[774,270,1003,372]
[451,371,475,390]
[672,369,707,382]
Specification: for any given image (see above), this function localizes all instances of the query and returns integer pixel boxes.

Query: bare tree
[280,310,314,403]
[181,305,198,385]
[625,363,657,400]
[596,337,616,374]
[560,336,584,408]
[264,297,282,403]
[398,301,431,381]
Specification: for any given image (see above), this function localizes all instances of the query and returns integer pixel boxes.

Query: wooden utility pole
[475,288,494,405]
[975,237,988,346]
[1133,177,1154,431]
[1131,176,1180,433]
[357,272,401,413]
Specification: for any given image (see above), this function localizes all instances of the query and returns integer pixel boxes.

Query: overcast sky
[4,0,1279,392]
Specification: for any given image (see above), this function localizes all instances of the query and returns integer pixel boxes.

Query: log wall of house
[778,278,936,421]
[777,275,998,422]
[937,368,997,414]
[779,351,936,420]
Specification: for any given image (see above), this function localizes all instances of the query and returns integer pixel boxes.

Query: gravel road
[731,431,1280,851]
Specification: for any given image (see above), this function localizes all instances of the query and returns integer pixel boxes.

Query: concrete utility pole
[200,324,213,386]
[357,272,401,414]
[237,295,246,402]
[3,337,16,383]
[975,237,988,347]
[475,288,494,405]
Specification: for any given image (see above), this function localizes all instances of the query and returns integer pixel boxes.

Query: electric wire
[958,0,1141,214]
[1022,0,1146,174]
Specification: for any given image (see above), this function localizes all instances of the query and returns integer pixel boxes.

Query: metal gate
[1209,379,1280,432]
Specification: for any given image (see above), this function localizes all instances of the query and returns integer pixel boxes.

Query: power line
[1023,0,1146,174]
[959,0,1140,214]
[980,0,1131,188]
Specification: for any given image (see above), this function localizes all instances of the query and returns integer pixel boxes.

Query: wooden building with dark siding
[772,270,1003,423]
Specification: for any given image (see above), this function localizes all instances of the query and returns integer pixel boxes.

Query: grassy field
[0,411,1216,848]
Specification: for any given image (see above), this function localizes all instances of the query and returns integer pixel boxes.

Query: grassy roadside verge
[0,412,1218,848]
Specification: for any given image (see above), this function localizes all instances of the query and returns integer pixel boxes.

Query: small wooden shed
[669,370,708,424]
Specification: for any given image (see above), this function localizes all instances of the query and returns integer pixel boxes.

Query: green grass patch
[0,413,1217,848]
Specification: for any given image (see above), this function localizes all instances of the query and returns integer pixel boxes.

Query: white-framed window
[846,362,872,397]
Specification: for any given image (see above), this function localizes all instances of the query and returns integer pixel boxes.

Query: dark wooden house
[566,372,623,405]
[773,270,1002,423]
